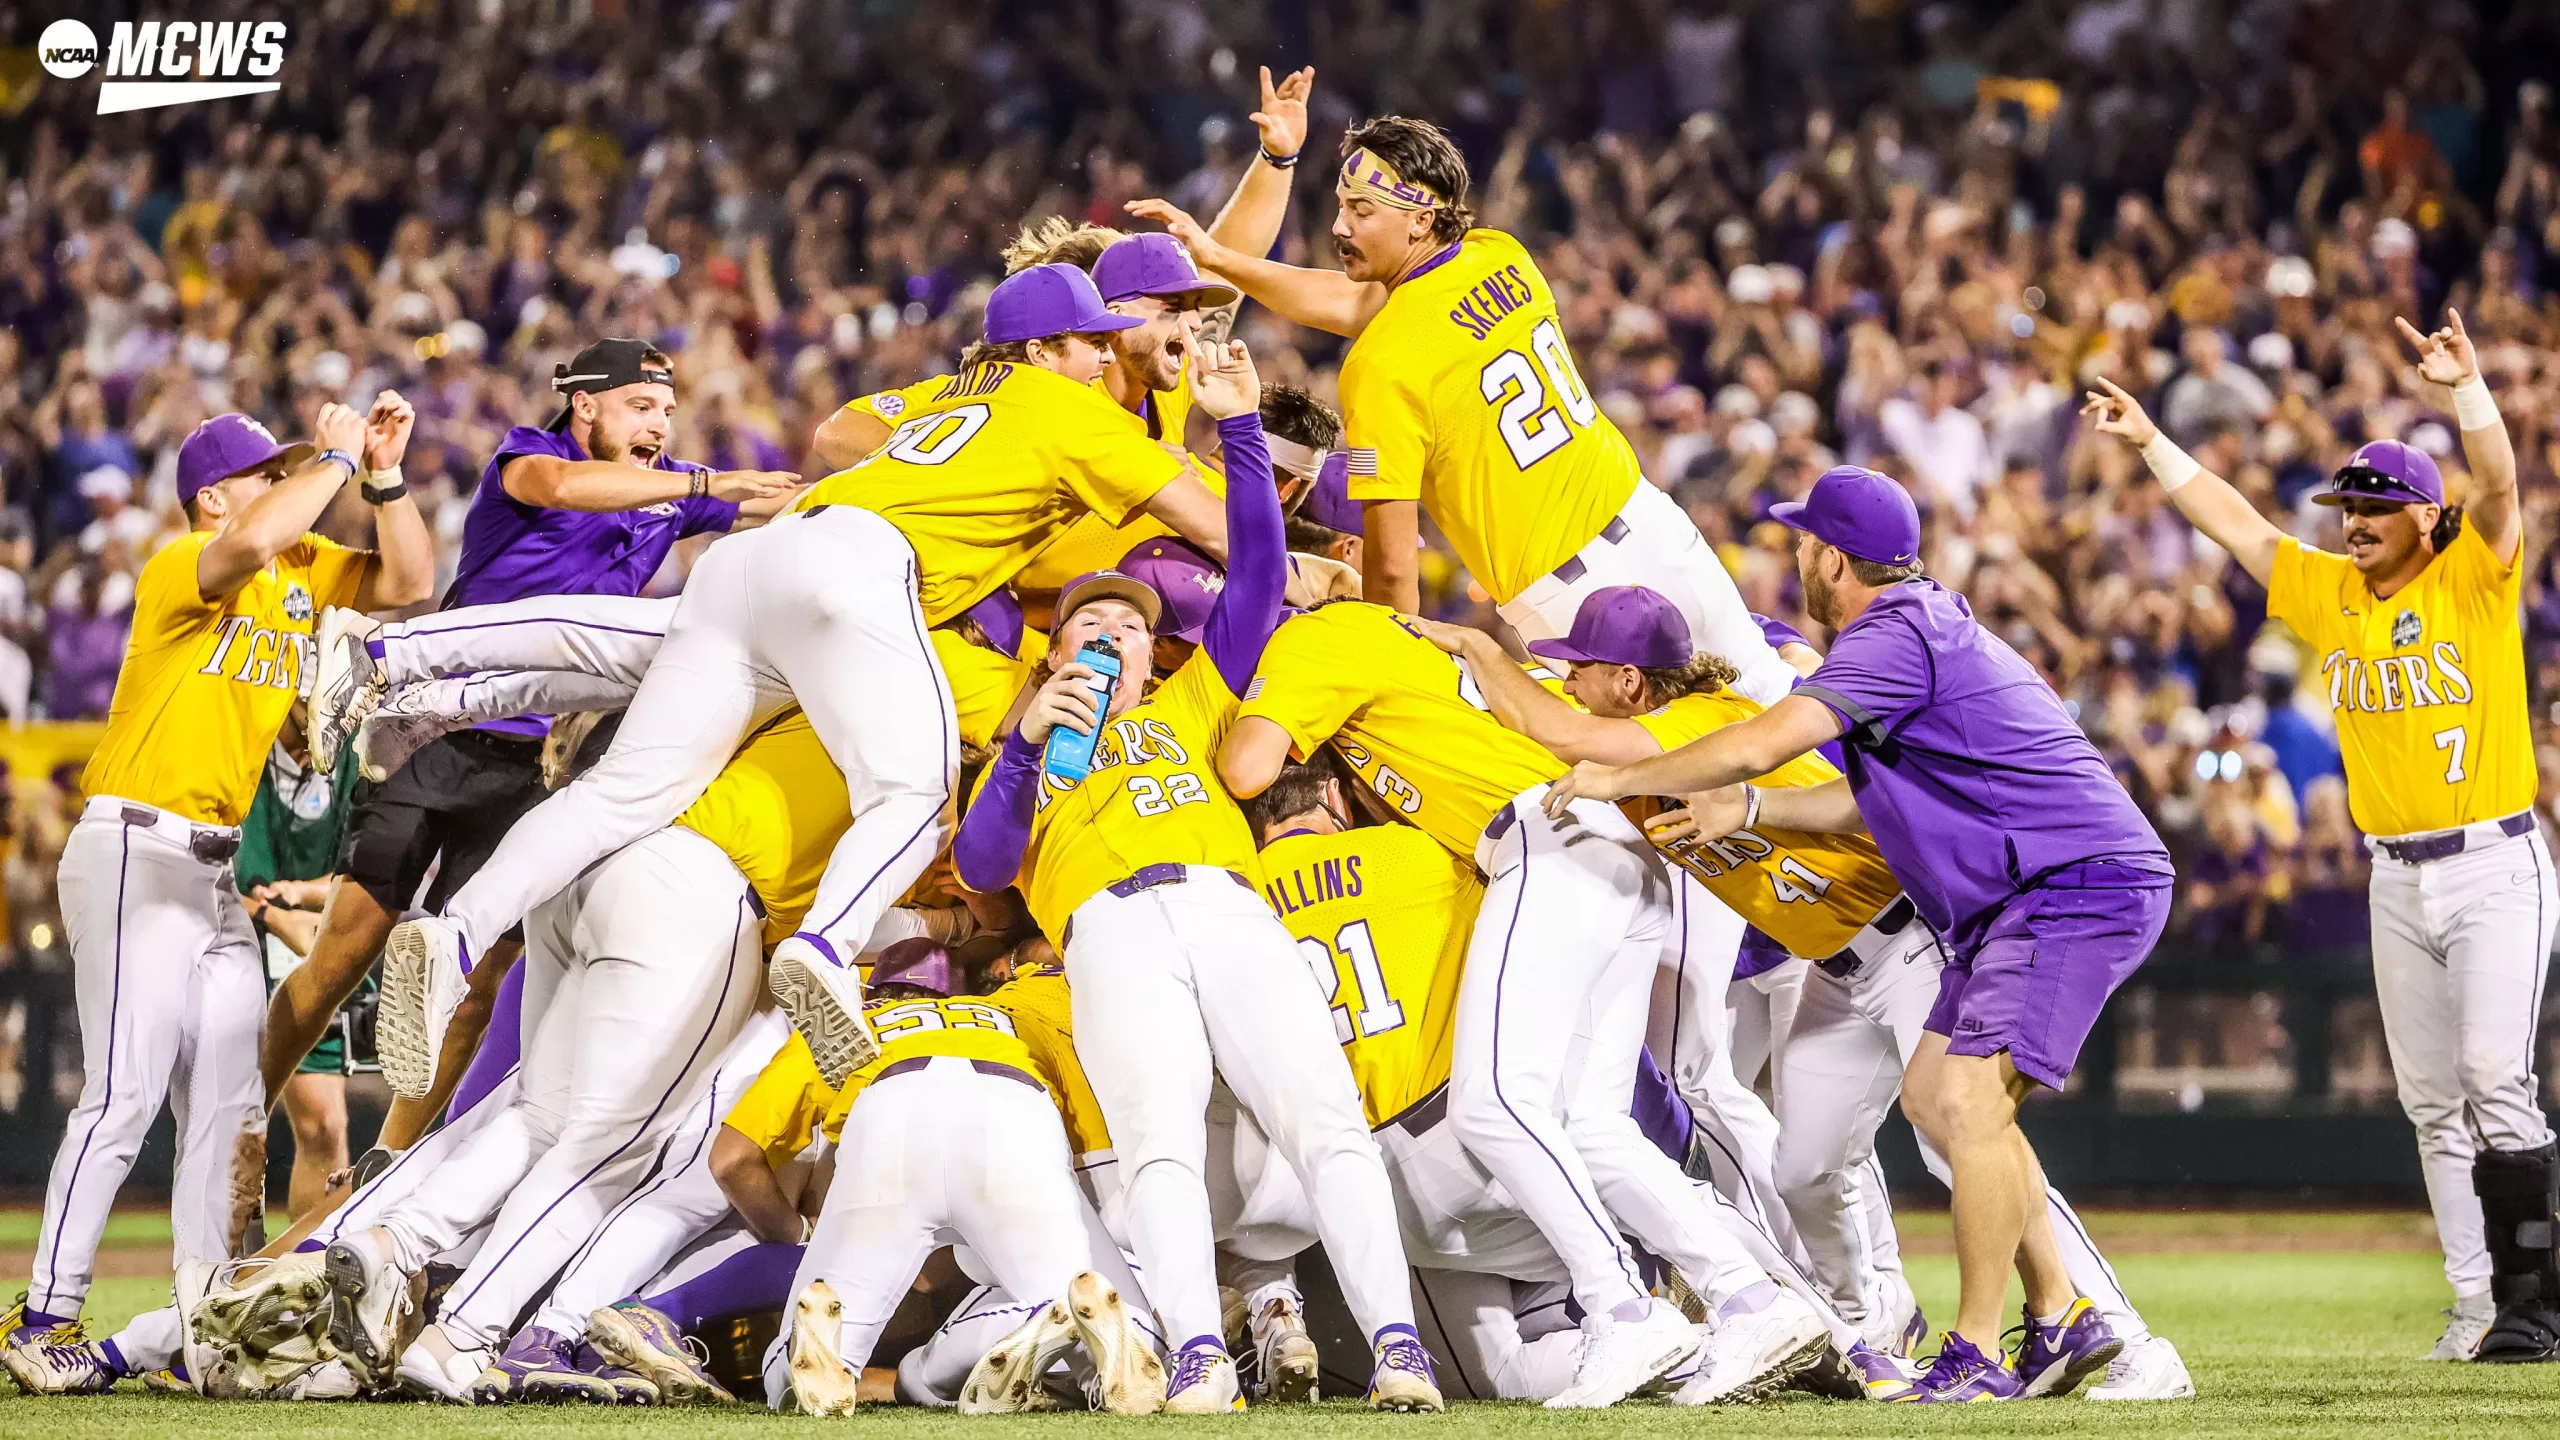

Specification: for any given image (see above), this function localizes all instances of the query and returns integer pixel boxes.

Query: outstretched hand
[2079,376,2160,448]
[2396,308,2479,391]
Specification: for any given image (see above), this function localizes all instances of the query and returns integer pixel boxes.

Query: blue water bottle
[1041,636,1122,783]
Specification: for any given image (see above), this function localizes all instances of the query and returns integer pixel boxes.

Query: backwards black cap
[545,338,675,432]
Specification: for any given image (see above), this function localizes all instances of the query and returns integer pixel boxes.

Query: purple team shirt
[447,427,736,609]
[1795,580,2170,955]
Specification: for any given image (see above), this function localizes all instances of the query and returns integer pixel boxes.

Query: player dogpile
[8,65,2556,1414]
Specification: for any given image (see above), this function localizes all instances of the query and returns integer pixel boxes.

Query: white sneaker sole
[1686,1331,1831,1405]
[192,1255,328,1356]
[961,1303,1074,1413]
[1069,1272,1164,1415]
[1261,1330,1319,1404]
[323,1241,419,1389]
[790,1281,861,1416]
[1546,1328,1700,1409]
[379,923,461,1100]
[585,1306,733,1406]
[767,952,879,1087]
[308,609,381,775]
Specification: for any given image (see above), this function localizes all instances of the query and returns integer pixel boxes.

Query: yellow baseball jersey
[85,530,371,826]
[821,994,1052,1141]
[1338,229,1642,602]
[722,1033,836,1167]
[1260,825,1478,1129]
[2268,525,2535,837]
[978,652,1260,939]
[933,626,1043,754]
[983,963,1112,1158]
[1240,603,1563,859]
[797,362,1183,624]
[1628,692,1905,957]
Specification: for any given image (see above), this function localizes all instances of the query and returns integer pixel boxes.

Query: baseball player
[1218,603,1831,1407]
[954,357,1443,1415]
[371,263,1237,1102]
[1542,467,2174,1402]
[1421,584,2191,1399]
[1237,760,1845,1406]
[2,403,432,1366]
[277,337,800,1107]
[2087,311,2558,1365]
[1127,118,1792,709]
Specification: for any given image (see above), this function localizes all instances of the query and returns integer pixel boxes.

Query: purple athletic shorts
[1924,861,2171,1089]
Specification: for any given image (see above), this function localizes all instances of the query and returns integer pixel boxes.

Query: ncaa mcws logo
[39,18,286,115]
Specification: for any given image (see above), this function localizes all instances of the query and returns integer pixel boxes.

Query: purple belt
[1105,863,1253,899]
[875,1055,1043,1091]
[1547,516,1631,587]
[2376,812,2533,865]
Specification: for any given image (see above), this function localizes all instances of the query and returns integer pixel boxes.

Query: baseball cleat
[478,1326,621,1405]
[1254,1294,1319,1403]
[355,678,470,781]
[395,1328,486,1403]
[1909,1330,2023,1402]
[1545,1297,1700,1409]
[789,1281,861,1416]
[1,1297,83,1352]
[140,1365,195,1394]
[586,1300,735,1406]
[1367,1331,1445,1412]
[1674,1289,1830,1405]
[961,1300,1078,1413]
[767,936,880,1087]
[1844,1341,1920,1401]
[2428,1292,2495,1360]
[3,1337,118,1394]
[323,1230,423,1388]
[202,1320,331,1398]
[194,1251,330,1359]
[2085,1334,2195,1400]
[380,916,471,1099]
[284,1357,361,1400]
[1161,1339,1244,1414]
[1068,1271,1165,1415]
[308,607,387,774]
[2014,1298,2123,1398]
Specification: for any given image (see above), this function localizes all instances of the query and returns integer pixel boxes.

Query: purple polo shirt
[447,427,735,609]
[449,427,736,735]
[1795,580,2170,955]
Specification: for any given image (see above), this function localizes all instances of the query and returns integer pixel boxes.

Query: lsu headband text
[1338,147,1441,212]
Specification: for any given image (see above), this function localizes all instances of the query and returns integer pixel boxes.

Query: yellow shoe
[788,1281,861,1417]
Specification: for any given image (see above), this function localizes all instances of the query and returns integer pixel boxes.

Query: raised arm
[1125,198,1390,339]
[352,392,435,611]
[1539,693,1844,818]
[197,403,365,602]
[1196,66,1314,329]
[1199,406,1286,691]
[2082,376,2284,586]
[2399,308,2520,563]
[1406,617,1665,766]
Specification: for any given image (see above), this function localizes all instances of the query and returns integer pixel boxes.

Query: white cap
[2264,255,2315,298]
[2373,218,2418,257]
[78,465,134,502]
[1726,264,1774,304]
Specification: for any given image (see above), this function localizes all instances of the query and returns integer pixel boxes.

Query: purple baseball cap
[1769,465,1922,566]
[984,263,1145,344]
[176,413,312,509]
[1119,536,1225,644]
[1052,568,1163,635]
[2316,438,2444,508]
[869,937,958,997]
[1297,451,1361,532]
[1526,585,1696,669]
[961,586,1025,659]
[1092,233,1240,310]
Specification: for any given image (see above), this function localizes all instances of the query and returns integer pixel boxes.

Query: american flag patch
[1346,447,1379,476]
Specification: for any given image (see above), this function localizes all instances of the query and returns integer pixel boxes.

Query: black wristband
[350,1146,398,1188]
[691,471,708,500]
[1261,147,1300,170]
[361,479,407,503]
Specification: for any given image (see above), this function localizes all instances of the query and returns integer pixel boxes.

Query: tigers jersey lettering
[1338,230,1641,602]
[1628,691,1906,957]
[85,530,372,826]
[2269,526,2533,836]
[797,362,1183,624]
[1261,825,1478,1128]
[1240,602,1562,859]
[722,1033,835,1167]
[980,652,1260,939]
[982,964,1111,1158]
[821,994,1050,1140]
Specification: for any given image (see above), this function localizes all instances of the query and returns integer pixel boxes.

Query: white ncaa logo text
[39,17,288,113]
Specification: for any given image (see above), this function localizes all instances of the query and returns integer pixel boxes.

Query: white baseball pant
[1778,916,2153,1342]
[28,798,265,1317]
[768,1058,1096,1405]
[426,508,956,968]
[527,1009,793,1337]
[1651,875,1802,1264]
[376,825,767,1349]
[307,1069,522,1256]
[370,594,674,690]
[1726,955,1806,1093]
[2368,823,2559,1298]
[1452,786,1768,1319]
[893,1198,1163,1407]
[1064,869,1415,1351]
[1494,478,1796,706]
[1409,1270,1583,1401]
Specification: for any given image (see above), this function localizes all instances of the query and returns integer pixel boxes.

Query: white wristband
[2453,377,2499,432]
[1741,784,1763,831]
[2138,433,2202,493]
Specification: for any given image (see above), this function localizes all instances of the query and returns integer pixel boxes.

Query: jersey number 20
[1480,318,1598,470]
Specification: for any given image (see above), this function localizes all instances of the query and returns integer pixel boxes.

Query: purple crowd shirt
[1794,580,2171,955]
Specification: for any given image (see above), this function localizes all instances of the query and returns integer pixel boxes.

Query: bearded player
[2086,310,2557,1365]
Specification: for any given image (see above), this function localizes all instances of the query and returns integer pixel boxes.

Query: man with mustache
[2086,310,2558,1366]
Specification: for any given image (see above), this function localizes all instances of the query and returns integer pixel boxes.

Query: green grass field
[8,1211,2560,1438]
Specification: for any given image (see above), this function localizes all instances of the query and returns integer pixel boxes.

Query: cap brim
[1114,280,1242,311]
[1524,637,1602,665]
[2311,487,2429,507]
[226,441,314,482]
[1767,500,1812,531]
[1079,312,1149,333]
[1053,574,1163,633]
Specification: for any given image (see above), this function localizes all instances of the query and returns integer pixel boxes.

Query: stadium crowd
[4,0,2560,957]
